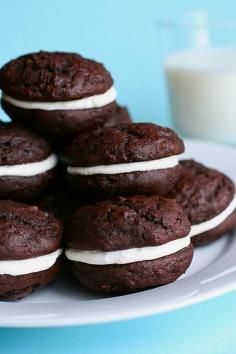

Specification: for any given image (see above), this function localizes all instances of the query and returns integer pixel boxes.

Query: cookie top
[0,200,62,260]
[66,195,191,251]
[0,51,113,101]
[0,122,52,165]
[169,160,235,224]
[61,123,184,166]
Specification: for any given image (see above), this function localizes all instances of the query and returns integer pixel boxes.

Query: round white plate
[1,138,236,327]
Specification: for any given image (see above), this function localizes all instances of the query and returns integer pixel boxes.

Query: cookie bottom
[0,169,56,202]
[2,100,117,140]
[0,258,62,300]
[69,244,193,294]
[67,164,182,202]
[192,209,236,246]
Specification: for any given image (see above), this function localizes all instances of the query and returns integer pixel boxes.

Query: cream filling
[67,154,181,176]
[65,235,190,265]
[0,153,57,177]
[0,249,62,276]
[2,86,117,111]
[189,193,236,238]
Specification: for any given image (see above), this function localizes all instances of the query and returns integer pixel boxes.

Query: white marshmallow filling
[0,249,62,276]
[2,86,117,111]
[189,192,236,238]
[0,153,57,177]
[65,235,190,265]
[67,154,181,176]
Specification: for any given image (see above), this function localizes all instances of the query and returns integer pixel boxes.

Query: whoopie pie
[169,160,236,246]
[65,195,193,294]
[61,123,185,201]
[0,51,117,140]
[0,200,62,300]
[0,122,57,201]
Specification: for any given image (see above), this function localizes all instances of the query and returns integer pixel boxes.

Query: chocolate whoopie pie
[65,195,193,294]
[169,160,236,246]
[0,122,57,201]
[0,51,117,140]
[61,123,185,201]
[0,200,62,300]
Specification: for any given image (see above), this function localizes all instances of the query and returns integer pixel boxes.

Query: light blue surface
[1,1,236,353]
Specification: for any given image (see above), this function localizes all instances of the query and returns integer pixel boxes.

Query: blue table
[1,290,236,354]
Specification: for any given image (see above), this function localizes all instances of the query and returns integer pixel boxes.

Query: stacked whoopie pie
[0,52,131,144]
[0,51,235,299]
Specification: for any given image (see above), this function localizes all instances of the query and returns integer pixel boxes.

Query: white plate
[1,138,236,327]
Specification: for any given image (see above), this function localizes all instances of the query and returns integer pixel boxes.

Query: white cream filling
[67,154,181,176]
[0,153,57,177]
[189,193,236,238]
[2,86,117,111]
[0,248,62,276]
[65,235,190,265]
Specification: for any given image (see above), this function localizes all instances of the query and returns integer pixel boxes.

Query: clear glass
[158,12,236,144]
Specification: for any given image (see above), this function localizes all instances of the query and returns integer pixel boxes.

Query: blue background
[1,1,236,353]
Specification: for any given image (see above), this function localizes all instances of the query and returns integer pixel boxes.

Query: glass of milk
[160,12,236,144]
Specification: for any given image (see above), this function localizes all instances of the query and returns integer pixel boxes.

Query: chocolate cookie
[169,160,236,246]
[35,176,81,223]
[0,200,63,300]
[0,122,57,201]
[65,195,193,294]
[52,104,132,154]
[0,51,117,140]
[61,123,184,201]
[104,105,132,127]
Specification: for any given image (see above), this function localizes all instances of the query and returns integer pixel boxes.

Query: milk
[165,48,236,144]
